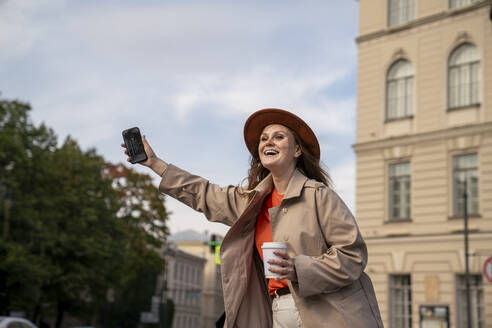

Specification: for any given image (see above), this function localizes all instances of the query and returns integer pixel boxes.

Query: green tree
[0,97,57,314]
[102,163,169,328]
[0,96,170,328]
[40,138,126,327]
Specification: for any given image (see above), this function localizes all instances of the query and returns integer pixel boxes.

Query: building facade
[170,230,224,328]
[160,246,206,328]
[354,0,492,327]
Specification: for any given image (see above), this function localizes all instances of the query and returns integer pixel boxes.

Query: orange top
[255,188,289,295]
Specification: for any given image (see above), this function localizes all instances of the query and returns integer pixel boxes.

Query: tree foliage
[102,163,169,328]
[0,98,57,313]
[0,96,169,327]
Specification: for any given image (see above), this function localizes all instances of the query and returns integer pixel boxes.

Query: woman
[122,108,383,328]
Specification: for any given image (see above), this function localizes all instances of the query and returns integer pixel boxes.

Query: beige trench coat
[159,164,383,328]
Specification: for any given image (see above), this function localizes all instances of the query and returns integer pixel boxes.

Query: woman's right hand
[121,135,161,169]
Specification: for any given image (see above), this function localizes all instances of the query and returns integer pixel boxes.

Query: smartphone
[122,127,148,164]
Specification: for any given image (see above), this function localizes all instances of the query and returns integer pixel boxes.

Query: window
[453,153,479,216]
[386,60,414,120]
[389,162,411,220]
[388,0,414,26]
[456,274,484,328]
[450,0,483,9]
[449,43,480,109]
[389,275,412,328]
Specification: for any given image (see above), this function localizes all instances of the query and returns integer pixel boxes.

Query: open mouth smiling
[264,149,279,156]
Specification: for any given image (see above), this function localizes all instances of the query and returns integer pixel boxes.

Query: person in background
[122,108,383,328]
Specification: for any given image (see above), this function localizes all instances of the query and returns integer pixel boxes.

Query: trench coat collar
[283,169,308,200]
[253,169,308,201]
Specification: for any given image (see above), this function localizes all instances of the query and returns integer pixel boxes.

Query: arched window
[448,43,480,109]
[386,59,414,120]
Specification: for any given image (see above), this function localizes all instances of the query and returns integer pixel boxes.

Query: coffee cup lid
[261,242,286,249]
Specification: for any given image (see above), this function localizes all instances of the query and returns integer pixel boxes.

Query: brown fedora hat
[243,108,320,159]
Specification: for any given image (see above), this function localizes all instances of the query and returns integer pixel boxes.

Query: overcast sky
[0,0,359,237]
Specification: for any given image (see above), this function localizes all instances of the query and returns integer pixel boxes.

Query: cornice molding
[352,122,492,153]
[364,230,492,243]
[356,1,492,44]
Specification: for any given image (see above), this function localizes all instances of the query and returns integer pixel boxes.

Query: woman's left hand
[268,250,298,282]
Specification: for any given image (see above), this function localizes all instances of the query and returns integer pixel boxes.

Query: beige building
[170,230,225,328]
[160,245,206,328]
[354,0,492,327]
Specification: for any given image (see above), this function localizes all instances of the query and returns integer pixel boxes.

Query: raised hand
[121,135,160,169]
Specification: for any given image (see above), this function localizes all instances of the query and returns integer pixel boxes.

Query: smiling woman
[257,124,302,192]
[121,108,383,328]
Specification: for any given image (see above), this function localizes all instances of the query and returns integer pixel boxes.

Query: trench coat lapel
[282,169,308,201]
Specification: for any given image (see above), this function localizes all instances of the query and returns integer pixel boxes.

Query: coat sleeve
[293,186,367,298]
[158,164,249,226]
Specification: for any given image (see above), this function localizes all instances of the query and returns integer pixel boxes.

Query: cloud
[1,1,358,72]
[0,1,40,61]
[169,66,356,134]
[60,1,357,71]
[0,0,360,235]
[0,1,358,152]
[330,157,356,212]
[165,197,230,237]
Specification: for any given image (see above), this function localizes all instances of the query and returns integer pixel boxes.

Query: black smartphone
[122,127,148,164]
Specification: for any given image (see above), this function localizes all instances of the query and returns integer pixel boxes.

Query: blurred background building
[159,244,205,328]
[354,0,492,327]
[162,230,224,328]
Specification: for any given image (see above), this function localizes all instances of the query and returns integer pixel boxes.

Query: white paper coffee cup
[261,242,287,278]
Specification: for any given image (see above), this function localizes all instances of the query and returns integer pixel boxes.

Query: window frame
[448,43,480,110]
[449,0,483,9]
[388,162,412,221]
[451,152,479,217]
[386,59,415,121]
[455,274,485,328]
[388,0,415,27]
[389,274,413,328]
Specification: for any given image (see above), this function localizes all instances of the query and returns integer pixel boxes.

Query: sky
[0,0,359,237]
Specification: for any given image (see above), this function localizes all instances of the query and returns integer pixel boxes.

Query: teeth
[265,150,278,155]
